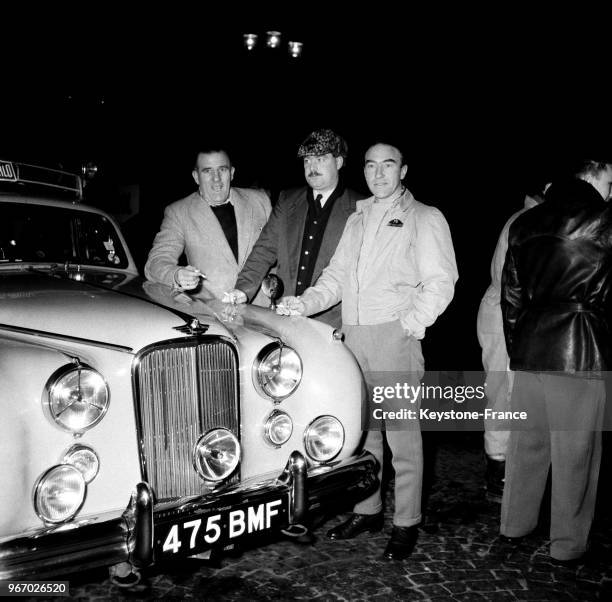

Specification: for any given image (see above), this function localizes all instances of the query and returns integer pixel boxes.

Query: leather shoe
[383,525,418,560]
[327,512,384,540]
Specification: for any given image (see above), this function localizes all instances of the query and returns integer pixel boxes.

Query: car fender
[0,336,142,537]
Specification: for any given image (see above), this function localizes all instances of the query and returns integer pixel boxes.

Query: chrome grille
[134,338,239,500]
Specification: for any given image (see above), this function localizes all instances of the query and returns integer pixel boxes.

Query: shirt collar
[317,189,333,207]
[309,181,343,209]
[309,187,332,207]
[356,187,415,213]
[198,188,234,207]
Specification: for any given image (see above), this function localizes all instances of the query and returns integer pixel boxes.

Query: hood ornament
[173,318,209,335]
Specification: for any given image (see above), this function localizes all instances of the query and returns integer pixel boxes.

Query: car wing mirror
[261,274,284,310]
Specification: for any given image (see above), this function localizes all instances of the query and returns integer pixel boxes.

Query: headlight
[254,344,302,400]
[44,365,109,433]
[34,464,86,524]
[193,428,240,481]
[264,410,293,446]
[304,415,345,462]
[63,444,100,483]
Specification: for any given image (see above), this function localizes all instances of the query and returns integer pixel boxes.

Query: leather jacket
[502,178,612,373]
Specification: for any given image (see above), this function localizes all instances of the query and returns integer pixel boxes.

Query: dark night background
[2,6,610,371]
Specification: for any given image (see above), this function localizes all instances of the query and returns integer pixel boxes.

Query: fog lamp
[304,415,344,462]
[63,444,100,483]
[264,410,293,446]
[34,465,86,524]
[193,428,240,481]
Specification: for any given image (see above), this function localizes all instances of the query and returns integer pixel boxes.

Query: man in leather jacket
[500,156,612,565]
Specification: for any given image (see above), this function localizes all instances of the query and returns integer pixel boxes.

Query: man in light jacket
[145,146,271,303]
[477,185,544,502]
[278,141,458,560]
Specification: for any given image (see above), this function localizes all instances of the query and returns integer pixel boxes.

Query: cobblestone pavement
[59,434,611,601]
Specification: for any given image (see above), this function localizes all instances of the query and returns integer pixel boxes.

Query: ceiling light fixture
[266,31,282,49]
[243,33,258,51]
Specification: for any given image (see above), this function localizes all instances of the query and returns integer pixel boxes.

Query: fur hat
[297,129,348,159]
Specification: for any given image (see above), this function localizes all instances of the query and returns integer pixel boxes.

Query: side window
[1,205,73,262]
[77,214,128,268]
[1,203,127,268]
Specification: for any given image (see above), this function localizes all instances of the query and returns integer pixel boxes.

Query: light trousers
[477,300,512,458]
[501,371,604,560]
[343,320,424,528]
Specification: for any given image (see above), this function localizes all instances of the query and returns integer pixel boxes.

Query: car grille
[134,338,239,500]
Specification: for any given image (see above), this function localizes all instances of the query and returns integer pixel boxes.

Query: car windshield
[0,202,128,269]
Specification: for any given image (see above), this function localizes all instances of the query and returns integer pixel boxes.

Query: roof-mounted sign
[0,159,83,198]
[0,161,17,181]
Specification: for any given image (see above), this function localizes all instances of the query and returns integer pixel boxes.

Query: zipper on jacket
[355,210,368,325]
[355,201,395,325]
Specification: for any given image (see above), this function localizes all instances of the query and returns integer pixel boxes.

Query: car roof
[0,194,110,215]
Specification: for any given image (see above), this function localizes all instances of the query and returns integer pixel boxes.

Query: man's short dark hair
[193,146,232,169]
[365,139,406,165]
[573,159,612,179]
[557,140,612,179]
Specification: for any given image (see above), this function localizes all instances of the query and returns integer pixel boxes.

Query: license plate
[155,495,289,557]
[0,161,16,181]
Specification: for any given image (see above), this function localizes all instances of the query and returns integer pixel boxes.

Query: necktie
[314,193,323,211]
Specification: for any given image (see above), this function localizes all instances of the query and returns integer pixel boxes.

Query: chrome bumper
[0,451,377,580]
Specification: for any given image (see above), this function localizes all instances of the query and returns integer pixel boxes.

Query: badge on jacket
[387,218,403,227]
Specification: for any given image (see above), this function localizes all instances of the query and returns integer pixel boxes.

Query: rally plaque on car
[0,160,17,181]
[155,494,290,558]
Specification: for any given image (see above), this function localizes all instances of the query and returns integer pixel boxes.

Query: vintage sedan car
[0,160,377,580]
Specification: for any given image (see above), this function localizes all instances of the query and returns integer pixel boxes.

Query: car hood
[0,270,231,351]
[130,279,332,344]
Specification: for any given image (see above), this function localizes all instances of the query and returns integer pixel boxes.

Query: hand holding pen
[174,265,205,291]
